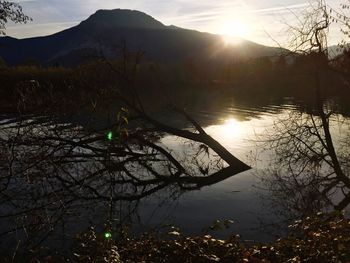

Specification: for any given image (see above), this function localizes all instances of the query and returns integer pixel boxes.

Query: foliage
[0,212,347,262]
[0,2,350,261]
[0,49,251,262]
[250,212,350,262]
[0,56,348,116]
[17,212,348,262]
[116,233,243,263]
[0,0,32,35]
[73,227,122,263]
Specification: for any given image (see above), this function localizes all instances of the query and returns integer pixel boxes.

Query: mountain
[328,43,350,59]
[0,9,286,66]
[79,9,165,30]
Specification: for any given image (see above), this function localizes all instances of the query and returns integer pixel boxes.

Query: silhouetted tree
[258,0,350,219]
[0,0,31,35]
[0,45,250,258]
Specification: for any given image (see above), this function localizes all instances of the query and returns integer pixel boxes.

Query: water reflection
[144,104,350,241]
[1,99,349,257]
[141,110,291,242]
[215,118,243,139]
[0,107,250,256]
[253,109,350,219]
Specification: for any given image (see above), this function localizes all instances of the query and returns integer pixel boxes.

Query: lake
[131,98,350,242]
[0,96,349,254]
[134,102,298,240]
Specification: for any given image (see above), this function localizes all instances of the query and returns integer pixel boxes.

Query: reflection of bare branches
[254,0,350,221]
[0,110,249,200]
[0,93,250,257]
[0,42,251,256]
[257,109,350,219]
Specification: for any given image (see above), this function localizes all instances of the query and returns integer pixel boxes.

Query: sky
[5,0,346,46]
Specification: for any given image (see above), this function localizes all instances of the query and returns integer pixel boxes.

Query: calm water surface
[132,101,350,241]
[1,99,349,251]
[133,104,308,241]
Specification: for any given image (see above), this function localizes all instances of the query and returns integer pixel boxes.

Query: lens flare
[107,131,113,141]
[104,232,112,239]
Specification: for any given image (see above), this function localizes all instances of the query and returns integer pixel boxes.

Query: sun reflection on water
[220,118,242,138]
[203,114,276,156]
[206,117,246,141]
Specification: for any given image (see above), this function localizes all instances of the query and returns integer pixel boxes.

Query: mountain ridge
[0,9,286,66]
[79,9,167,29]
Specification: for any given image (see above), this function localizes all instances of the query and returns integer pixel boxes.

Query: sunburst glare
[221,20,250,45]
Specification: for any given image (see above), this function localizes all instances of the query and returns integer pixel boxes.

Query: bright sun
[221,20,250,45]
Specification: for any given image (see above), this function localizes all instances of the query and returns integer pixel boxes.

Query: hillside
[0,9,285,66]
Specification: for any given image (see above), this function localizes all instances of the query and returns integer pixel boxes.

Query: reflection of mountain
[0,9,285,66]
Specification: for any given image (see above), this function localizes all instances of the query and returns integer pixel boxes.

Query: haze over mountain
[0,9,286,66]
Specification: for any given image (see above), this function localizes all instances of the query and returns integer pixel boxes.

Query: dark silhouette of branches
[257,0,350,218]
[0,44,250,256]
[0,1,32,35]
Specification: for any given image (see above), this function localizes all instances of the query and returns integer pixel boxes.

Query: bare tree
[0,47,250,257]
[258,0,350,218]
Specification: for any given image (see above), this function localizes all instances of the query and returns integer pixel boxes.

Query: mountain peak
[0,8,283,66]
[80,9,166,29]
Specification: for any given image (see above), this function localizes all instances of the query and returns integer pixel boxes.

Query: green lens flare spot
[104,232,112,239]
[107,131,113,141]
